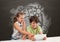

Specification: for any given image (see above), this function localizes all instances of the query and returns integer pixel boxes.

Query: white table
[1,36,60,42]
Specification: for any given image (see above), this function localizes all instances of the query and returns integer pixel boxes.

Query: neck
[30,25,37,30]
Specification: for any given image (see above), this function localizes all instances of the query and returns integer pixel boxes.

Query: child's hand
[39,32,43,34]
[29,34,34,38]
[43,37,47,40]
[28,34,35,41]
[28,34,34,40]
[22,35,26,40]
[21,20,26,25]
[31,36,35,41]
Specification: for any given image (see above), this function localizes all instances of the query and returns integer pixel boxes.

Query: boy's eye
[33,23,35,24]
[33,22,36,24]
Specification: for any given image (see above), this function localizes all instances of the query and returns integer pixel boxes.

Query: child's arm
[38,26,43,34]
[27,26,35,40]
[13,22,33,36]
[21,20,26,31]
[22,21,26,40]
[38,26,47,40]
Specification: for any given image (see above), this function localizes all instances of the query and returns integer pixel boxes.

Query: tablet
[34,34,46,40]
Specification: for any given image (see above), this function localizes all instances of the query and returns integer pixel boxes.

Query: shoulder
[37,25,43,32]
[14,21,20,25]
[13,21,21,27]
[27,25,32,30]
[37,25,42,30]
[38,25,42,28]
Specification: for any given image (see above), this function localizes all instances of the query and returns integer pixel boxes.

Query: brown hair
[13,12,24,23]
[29,15,39,23]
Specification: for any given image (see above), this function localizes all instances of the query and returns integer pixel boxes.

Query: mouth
[33,27,37,29]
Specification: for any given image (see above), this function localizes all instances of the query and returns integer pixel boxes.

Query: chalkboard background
[0,0,60,40]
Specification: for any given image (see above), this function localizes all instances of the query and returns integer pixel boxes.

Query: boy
[27,15,46,40]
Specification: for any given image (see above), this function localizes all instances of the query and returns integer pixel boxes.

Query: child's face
[17,15,25,22]
[31,21,37,29]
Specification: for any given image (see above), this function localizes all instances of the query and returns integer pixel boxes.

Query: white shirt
[12,21,23,39]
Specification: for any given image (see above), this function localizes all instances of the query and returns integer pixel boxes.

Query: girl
[12,12,33,40]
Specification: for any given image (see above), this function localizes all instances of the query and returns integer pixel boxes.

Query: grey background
[0,0,60,40]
